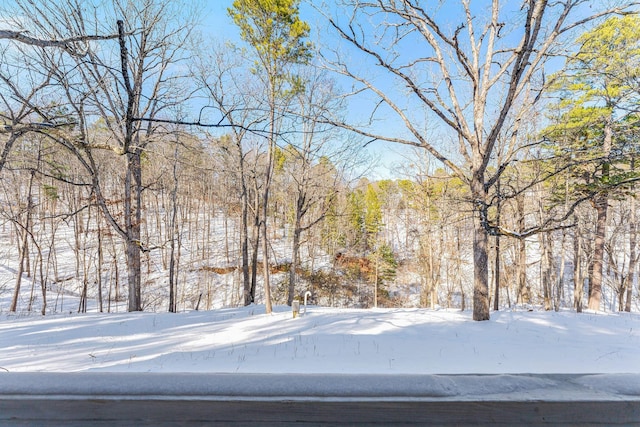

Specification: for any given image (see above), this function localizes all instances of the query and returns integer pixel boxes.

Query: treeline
[1,136,637,314]
[0,1,638,317]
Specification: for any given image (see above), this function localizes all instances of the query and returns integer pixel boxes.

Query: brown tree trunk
[250,187,260,303]
[78,208,90,314]
[625,187,636,312]
[471,172,490,321]
[168,142,179,313]
[588,196,607,311]
[493,179,501,311]
[573,224,584,313]
[540,232,554,311]
[516,193,529,305]
[97,217,104,313]
[288,202,303,306]
[118,19,143,312]
[261,213,272,313]
[261,105,276,314]
[236,149,253,306]
[240,182,251,305]
[588,114,613,311]
[556,229,567,312]
[10,168,35,313]
[456,226,465,311]
[10,225,30,313]
[125,150,142,312]
[235,142,251,306]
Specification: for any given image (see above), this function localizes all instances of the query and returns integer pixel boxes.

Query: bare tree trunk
[516,193,529,305]
[37,243,46,315]
[125,150,143,311]
[27,230,45,315]
[588,115,613,311]
[10,168,35,312]
[540,232,554,311]
[373,254,378,308]
[456,226,465,312]
[555,176,571,312]
[556,229,567,312]
[79,207,91,314]
[224,210,230,264]
[97,216,104,313]
[118,19,143,312]
[426,224,436,309]
[472,223,490,320]
[168,141,180,313]
[588,197,607,311]
[625,186,637,312]
[250,187,260,303]
[261,213,272,312]
[112,252,120,313]
[493,180,501,311]
[239,153,251,306]
[471,173,490,321]
[261,112,276,314]
[574,218,584,313]
[240,193,251,305]
[11,226,29,312]
[288,207,303,306]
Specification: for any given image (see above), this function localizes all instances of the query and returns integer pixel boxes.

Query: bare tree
[195,44,269,306]
[2,0,199,311]
[283,67,356,305]
[318,0,636,320]
[0,45,73,174]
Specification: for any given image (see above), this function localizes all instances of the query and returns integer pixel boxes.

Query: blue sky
[196,1,416,179]
[193,1,621,181]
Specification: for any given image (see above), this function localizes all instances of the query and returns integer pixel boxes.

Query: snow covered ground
[1,304,638,374]
[0,208,636,378]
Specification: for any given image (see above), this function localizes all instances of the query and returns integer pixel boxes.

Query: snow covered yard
[1,306,638,374]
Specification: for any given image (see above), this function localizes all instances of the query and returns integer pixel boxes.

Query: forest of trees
[0,0,639,320]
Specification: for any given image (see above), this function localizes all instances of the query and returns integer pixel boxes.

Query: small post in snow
[302,291,312,316]
[292,299,300,318]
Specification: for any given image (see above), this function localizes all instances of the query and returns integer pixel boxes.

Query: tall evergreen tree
[545,15,640,311]
[228,0,311,313]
